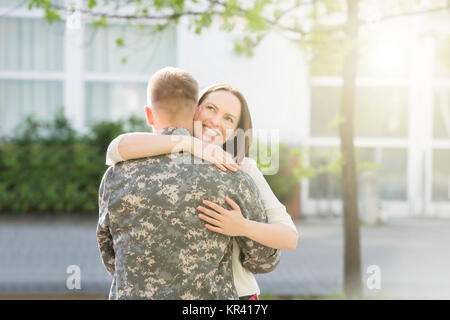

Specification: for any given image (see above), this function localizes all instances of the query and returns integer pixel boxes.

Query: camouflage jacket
[97,127,280,300]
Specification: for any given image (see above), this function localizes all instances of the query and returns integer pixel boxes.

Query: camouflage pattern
[97,127,280,300]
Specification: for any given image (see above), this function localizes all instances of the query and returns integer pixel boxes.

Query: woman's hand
[197,196,248,236]
[187,137,240,172]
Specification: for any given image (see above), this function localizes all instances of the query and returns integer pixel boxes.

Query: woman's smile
[202,124,222,142]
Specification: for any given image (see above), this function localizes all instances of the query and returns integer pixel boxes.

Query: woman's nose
[210,115,220,127]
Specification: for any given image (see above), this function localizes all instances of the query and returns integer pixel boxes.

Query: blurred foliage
[0,111,380,215]
[256,143,315,205]
[25,0,449,71]
[254,143,379,205]
[313,147,381,175]
[0,110,149,215]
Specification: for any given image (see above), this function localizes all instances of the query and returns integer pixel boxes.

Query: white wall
[176,19,309,145]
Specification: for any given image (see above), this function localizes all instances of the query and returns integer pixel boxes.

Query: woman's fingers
[201,144,240,172]
[222,162,239,172]
[212,161,227,172]
[198,213,222,227]
[204,224,226,235]
[211,148,238,168]
[197,205,224,221]
[202,200,229,215]
[225,196,240,211]
[222,153,238,168]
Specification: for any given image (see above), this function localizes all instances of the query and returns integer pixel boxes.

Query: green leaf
[170,0,185,12]
[274,9,283,20]
[154,0,165,9]
[223,0,239,18]
[44,7,61,25]
[244,3,269,32]
[191,13,212,34]
[93,16,108,28]
[116,37,125,47]
[88,0,97,9]
[234,38,254,57]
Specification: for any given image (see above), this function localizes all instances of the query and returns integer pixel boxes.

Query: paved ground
[1,215,449,299]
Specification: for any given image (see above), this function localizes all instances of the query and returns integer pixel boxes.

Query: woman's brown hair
[198,84,253,164]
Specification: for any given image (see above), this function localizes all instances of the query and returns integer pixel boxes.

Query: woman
[106,84,299,300]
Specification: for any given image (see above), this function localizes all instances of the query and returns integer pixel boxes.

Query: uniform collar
[158,126,193,136]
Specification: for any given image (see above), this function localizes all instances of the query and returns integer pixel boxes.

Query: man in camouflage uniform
[97,67,280,299]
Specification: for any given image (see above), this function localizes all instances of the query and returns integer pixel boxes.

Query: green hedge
[0,111,323,216]
[256,143,316,205]
[0,111,149,215]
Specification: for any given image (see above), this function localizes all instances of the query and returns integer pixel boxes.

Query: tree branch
[29,1,450,36]
[359,4,450,26]
[48,3,225,22]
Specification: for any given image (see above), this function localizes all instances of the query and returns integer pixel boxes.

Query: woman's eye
[225,117,233,123]
[206,106,215,111]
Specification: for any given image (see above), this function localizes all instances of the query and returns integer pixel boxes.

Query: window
[310,86,340,137]
[434,34,450,78]
[432,149,450,201]
[84,82,147,125]
[310,86,409,138]
[355,87,408,138]
[0,16,64,136]
[433,88,450,139]
[84,24,176,74]
[308,147,342,200]
[83,23,177,125]
[0,80,63,136]
[308,146,407,201]
[0,6,177,136]
[357,147,407,200]
[0,18,64,71]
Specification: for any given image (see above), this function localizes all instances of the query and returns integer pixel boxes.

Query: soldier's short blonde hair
[148,67,199,114]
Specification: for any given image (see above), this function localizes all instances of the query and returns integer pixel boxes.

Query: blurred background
[0,0,449,299]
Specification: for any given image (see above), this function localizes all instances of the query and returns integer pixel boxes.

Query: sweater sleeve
[105,134,126,166]
[240,157,298,233]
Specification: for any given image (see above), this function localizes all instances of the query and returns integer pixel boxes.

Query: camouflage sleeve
[235,238,280,274]
[233,174,281,274]
[97,171,115,277]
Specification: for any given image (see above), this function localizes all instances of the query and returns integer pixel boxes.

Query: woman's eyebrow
[205,101,217,109]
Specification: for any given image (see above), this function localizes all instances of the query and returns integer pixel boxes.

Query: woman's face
[194,90,242,146]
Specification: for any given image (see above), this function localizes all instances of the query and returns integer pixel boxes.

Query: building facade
[0,1,449,218]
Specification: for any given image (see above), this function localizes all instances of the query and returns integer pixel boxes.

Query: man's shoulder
[100,165,115,184]
[112,154,177,173]
[115,154,168,167]
[222,165,260,198]
[106,153,259,193]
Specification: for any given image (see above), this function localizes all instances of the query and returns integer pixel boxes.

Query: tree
[23,0,450,299]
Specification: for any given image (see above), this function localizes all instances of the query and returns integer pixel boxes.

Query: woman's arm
[105,132,239,171]
[197,197,299,251]
[119,132,188,161]
[197,158,299,250]
[105,132,185,166]
[241,219,298,250]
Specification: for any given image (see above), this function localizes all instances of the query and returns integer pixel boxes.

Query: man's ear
[193,105,201,120]
[144,106,155,126]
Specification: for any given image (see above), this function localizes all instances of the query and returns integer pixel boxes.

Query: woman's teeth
[204,127,219,137]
